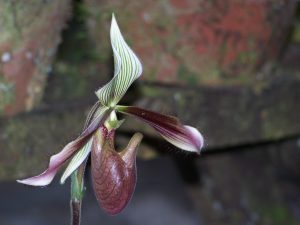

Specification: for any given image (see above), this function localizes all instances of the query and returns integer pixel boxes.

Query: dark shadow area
[0,157,202,225]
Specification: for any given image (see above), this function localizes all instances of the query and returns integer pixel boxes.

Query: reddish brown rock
[0,0,71,116]
[0,0,299,183]
[85,0,296,86]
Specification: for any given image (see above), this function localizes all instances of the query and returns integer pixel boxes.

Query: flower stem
[70,198,81,225]
[70,160,87,225]
[70,101,103,225]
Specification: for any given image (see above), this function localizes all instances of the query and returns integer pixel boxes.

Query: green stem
[70,161,87,225]
[70,101,102,225]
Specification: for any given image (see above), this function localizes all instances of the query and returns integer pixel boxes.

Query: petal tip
[59,178,66,185]
[16,179,26,184]
[111,15,115,25]
[112,13,116,22]
[185,125,204,154]
[111,13,119,33]
[117,106,204,154]
[16,177,51,186]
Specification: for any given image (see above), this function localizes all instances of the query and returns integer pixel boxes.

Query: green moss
[291,23,300,43]
[232,72,253,85]
[237,50,258,66]
[56,1,100,63]
[0,110,86,180]
[74,1,90,23]
[262,96,300,139]
[47,0,112,102]
[177,64,199,85]
[1,117,40,179]
[0,2,21,44]
[141,85,166,97]
[0,76,15,114]
[256,204,297,225]
[50,62,89,100]
[249,188,297,225]
[0,1,59,47]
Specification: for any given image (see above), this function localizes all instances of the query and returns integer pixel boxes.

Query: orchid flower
[17,14,204,224]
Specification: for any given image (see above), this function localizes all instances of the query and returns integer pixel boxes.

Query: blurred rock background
[0,0,300,225]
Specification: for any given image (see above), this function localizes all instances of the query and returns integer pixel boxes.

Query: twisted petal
[17,106,110,186]
[60,137,93,184]
[91,128,143,215]
[116,106,204,153]
[95,14,142,107]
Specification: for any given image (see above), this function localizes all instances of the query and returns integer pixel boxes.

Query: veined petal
[16,136,89,186]
[60,137,93,184]
[17,106,110,186]
[92,128,143,215]
[95,14,142,107]
[116,106,204,153]
[81,105,111,137]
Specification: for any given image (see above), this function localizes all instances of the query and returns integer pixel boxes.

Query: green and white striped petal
[60,137,93,184]
[95,14,142,107]
[17,105,110,186]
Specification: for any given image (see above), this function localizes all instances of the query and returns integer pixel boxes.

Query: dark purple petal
[91,128,143,215]
[116,106,204,153]
[17,107,111,186]
[17,136,89,186]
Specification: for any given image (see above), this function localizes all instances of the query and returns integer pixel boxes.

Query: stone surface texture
[0,0,299,179]
[85,0,296,85]
[0,0,71,116]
